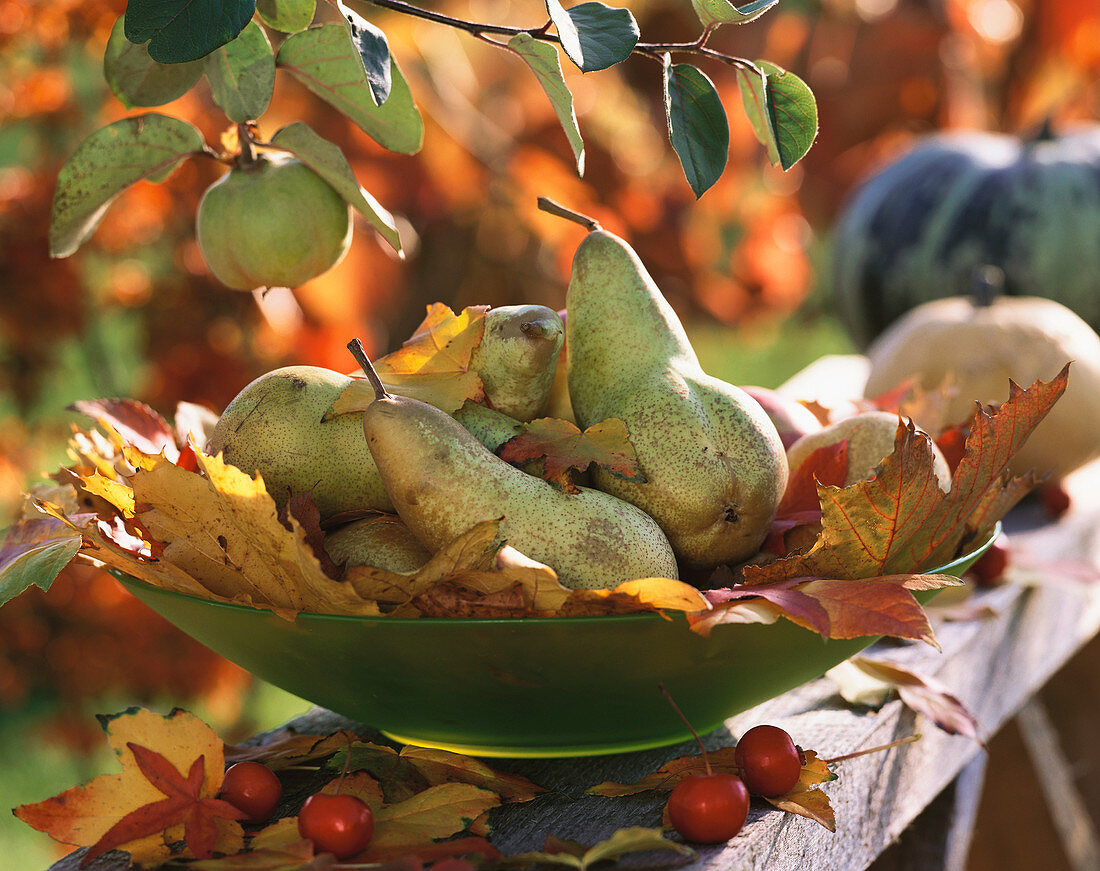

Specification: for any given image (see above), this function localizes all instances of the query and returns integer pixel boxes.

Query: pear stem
[346,339,390,401]
[537,197,601,231]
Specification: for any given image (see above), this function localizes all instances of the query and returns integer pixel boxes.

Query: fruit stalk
[347,339,390,401]
[536,197,601,231]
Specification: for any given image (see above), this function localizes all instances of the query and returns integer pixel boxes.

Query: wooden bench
[47,461,1100,871]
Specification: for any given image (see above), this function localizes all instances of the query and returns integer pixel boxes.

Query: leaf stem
[821,734,921,765]
[536,197,601,231]
[347,339,390,401]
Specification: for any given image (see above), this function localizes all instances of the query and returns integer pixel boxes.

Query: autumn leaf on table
[830,656,983,743]
[224,729,363,771]
[760,749,837,832]
[189,839,335,870]
[506,827,695,869]
[498,417,646,493]
[743,368,1067,589]
[333,303,490,415]
[14,707,244,867]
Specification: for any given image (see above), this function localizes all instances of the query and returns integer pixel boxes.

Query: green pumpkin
[831,123,1100,348]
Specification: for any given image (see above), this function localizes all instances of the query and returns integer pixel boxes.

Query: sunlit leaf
[204,20,276,123]
[737,61,817,170]
[508,34,585,175]
[256,0,316,33]
[277,24,423,154]
[0,518,82,605]
[509,827,695,869]
[14,708,242,865]
[691,0,779,28]
[547,0,639,72]
[104,16,204,108]
[336,0,391,105]
[764,787,835,832]
[498,416,645,493]
[50,114,204,258]
[125,0,256,64]
[270,122,401,253]
[663,57,728,198]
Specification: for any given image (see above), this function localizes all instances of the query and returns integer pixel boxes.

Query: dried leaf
[587,747,737,796]
[69,398,179,461]
[365,783,501,855]
[699,574,960,645]
[224,730,361,771]
[560,577,709,617]
[398,746,546,803]
[283,492,344,580]
[0,517,83,605]
[498,417,645,493]
[14,708,243,866]
[334,304,489,414]
[744,368,1067,587]
[764,787,835,832]
[849,656,983,743]
[507,827,694,869]
[190,840,336,870]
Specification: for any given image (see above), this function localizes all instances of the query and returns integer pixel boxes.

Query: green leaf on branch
[124,0,256,64]
[737,60,817,170]
[104,16,204,108]
[277,24,423,154]
[663,57,728,198]
[256,0,316,34]
[508,33,585,175]
[337,0,392,106]
[0,519,83,606]
[203,20,276,123]
[692,0,779,28]
[50,114,205,258]
[546,0,639,73]
[270,121,402,254]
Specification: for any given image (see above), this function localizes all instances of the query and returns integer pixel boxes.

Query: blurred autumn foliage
[2,0,1099,734]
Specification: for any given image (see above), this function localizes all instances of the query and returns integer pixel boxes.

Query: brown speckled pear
[348,341,679,589]
[470,305,564,420]
[324,515,431,573]
[566,229,788,569]
[205,366,522,519]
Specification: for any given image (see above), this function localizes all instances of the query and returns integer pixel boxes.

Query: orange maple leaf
[83,744,245,865]
[14,708,244,866]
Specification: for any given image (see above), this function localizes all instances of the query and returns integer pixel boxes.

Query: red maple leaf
[82,744,245,866]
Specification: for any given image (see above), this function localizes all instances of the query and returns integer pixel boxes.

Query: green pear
[206,366,523,519]
[348,342,679,589]
[470,305,564,420]
[565,227,788,569]
[324,515,431,573]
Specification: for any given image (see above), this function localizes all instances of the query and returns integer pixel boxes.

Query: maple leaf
[14,708,244,867]
[333,304,490,415]
[498,417,645,493]
[743,368,1067,587]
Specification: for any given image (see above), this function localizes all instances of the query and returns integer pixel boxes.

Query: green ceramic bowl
[118,526,997,758]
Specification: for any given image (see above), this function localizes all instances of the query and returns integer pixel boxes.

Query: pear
[206,366,523,518]
[348,341,679,589]
[324,515,431,573]
[561,216,787,569]
[470,305,564,420]
[786,410,952,491]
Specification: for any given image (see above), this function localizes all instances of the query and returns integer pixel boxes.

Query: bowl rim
[115,521,1001,627]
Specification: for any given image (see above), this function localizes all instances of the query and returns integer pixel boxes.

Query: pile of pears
[206,215,793,592]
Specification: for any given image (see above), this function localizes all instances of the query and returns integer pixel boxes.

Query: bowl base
[379,727,703,759]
